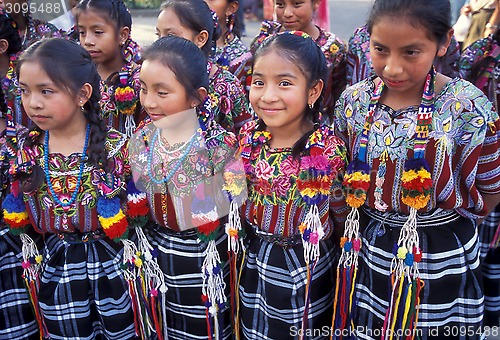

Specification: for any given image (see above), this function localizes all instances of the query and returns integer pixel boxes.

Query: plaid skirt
[478,206,500,326]
[0,227,39,340]
[354,208,483,339]
[145,224,232,340]
[238,227,337,340]
[38,233,136,340]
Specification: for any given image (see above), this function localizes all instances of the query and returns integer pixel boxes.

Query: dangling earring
[226,13,235,39]
[309,103,314,109]
[80,101,85,112]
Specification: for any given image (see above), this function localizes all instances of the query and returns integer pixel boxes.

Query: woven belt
[362,207,462,228]
[248,225,302,248]
[57,230,105,244]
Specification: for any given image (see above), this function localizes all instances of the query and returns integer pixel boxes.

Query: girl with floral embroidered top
[204,0,253,94]
[334,0,500,337]
[238,31,347,339]
[250,0,347,123]
[129,35,246,340]
[156,0,252,134]
[2,38,136,339]
[2,0,62,50]
[76,0,143,138]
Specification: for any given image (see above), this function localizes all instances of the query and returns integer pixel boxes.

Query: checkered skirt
[238,229,337,340]
[38,234,136,340]
[145,224,233,340]
[353,209,484,339]
[0,226,39,340]
[478,206,500,326]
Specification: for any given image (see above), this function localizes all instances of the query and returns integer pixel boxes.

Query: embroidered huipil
[334,77,500,219]
[131,121,238,231]
[2,58,26,126]
[212,36,253,93]
[19,130,130,234]
[208,62,252,134]
[239,121,347,237]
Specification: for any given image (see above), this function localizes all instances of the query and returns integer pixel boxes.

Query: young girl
[130,35,245,340]
[346,24,461,86]
[334,0,500,337]
[250,0,347,122]
[76,0,143,137]
[2,38,135,339]
[238,31,347,339]
[205,0,253,92]
[156,0,252,134]
[3,0,62,49]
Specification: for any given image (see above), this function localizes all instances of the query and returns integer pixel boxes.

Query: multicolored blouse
[238,120,347,238]
[459,34,500,111]
[100,63,144,137]
[21,15,62,49]
[212,35,253,94]
[130,120,240,231]
[334,77,500,219]
[250,20,347,119]
[208,61,252,134]
[13,128,130,235]
[346,25,461,86]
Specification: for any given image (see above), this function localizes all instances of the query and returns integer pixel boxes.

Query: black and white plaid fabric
[478,206,500,326]
[38,234,136,340]
[238,229,337,340]
[0,227,39,340]
[353,209,484,339]
[145,225,232,340]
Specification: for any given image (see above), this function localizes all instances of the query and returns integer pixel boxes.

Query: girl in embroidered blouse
[76,0,143,138]
[334,0,500,337]
[238,31,347,339]
[250,0,347,123]
[156,0,252,134]
[204,0,253,93]
[130,35,245,340]
[2,38,135,339]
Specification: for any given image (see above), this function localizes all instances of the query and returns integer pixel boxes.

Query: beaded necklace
[147,129,198,185]
[44,124,90,208]
[334,68,435,336]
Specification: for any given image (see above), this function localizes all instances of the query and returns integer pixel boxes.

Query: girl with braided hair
[2,38,136,339]
[76,0,144,138]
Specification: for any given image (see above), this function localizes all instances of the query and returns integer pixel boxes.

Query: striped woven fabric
[145,225,233,340]
[353,209,484,339]
[38,234,136,340]
[239,230,337,340]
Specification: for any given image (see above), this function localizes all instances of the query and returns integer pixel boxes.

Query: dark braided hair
[252,32,327,158]
[16,38,108,192]
[76,0,132,32]
[0,11,22,56]
[160,0,221,58]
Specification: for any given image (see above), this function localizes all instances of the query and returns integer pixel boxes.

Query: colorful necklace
[334,68,435,336]
[147,129,198,185]
[44,124,90,208]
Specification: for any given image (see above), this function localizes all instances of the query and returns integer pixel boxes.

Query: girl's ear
[0,39,9,54]
[118,26,131,47]
[193,30,209,49]
[194,87,208,107]
[307,79,324,108]
[312,0,321,12]
[226,1,239,17]
[77,83,93,107]
[436,28,453,58]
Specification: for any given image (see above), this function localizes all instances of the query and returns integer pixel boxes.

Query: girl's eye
[158,91,168,96]
[95,31,103,35]
[279,80,291,86]
[275,2,284,7]
[252,80,264,86]
[406,50,419,56]
[20,88,27,94]
[140,88,147,94]
[41,89,53,95]
[373,46,385,53]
